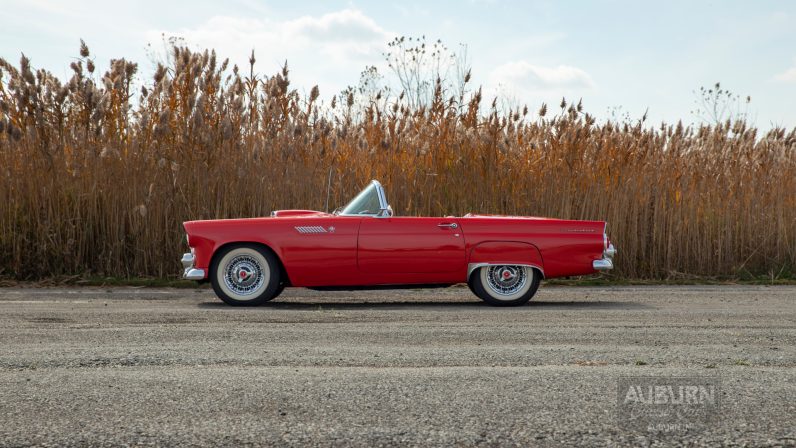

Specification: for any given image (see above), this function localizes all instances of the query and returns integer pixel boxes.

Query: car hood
[183,210,331,230]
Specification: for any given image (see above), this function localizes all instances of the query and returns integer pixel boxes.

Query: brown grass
[0,45,794,280]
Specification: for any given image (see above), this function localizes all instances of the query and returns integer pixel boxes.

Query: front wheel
[210,244,282,306]
[470,265,541,306]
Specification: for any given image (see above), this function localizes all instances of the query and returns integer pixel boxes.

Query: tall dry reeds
[0,44,794,280]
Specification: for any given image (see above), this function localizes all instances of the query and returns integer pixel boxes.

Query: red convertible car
[181,180,616,306]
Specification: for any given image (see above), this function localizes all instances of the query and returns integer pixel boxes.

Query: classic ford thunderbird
[181,180,616,306]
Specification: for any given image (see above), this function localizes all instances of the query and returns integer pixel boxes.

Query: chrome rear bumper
[593,258,614,270]
[593,243,617,271]
[181,252,206,280]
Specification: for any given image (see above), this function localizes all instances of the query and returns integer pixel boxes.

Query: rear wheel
[470,265,541,306]
[210,244,282,306]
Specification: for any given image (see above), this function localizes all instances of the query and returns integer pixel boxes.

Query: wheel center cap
[235,268,253,283]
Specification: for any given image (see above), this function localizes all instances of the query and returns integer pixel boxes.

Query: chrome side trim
[467,262,545,279]
[183,268,206,280]
[295,225,328,234]
[593,259,613,270]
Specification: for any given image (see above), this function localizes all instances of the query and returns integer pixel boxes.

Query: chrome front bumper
[593,243,617,271]
[181,252,206,280]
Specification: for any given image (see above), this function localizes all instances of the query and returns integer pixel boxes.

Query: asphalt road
[0,285,794,447]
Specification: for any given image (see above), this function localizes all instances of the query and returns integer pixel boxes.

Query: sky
[2,0,795,128]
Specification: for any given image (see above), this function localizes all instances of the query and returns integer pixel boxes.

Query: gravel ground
[0,285,794,447]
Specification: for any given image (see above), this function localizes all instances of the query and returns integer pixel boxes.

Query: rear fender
[467,241,545,278]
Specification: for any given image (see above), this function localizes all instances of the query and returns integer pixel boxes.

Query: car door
[357,217,466,274]
[277,215,361,286]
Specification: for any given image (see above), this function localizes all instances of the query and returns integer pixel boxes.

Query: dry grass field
[0,44,794,280]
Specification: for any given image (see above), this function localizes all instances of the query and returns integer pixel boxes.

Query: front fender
[184,221,286,272]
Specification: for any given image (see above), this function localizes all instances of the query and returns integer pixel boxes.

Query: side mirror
[378,205,393,217]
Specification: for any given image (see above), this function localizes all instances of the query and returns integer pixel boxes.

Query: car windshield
[339,182,382,215]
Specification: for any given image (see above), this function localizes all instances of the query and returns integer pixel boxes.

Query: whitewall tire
[470,265,541,306]
[210,244,283,306]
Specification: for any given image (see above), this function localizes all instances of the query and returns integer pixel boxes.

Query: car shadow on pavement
[196,300,652,310]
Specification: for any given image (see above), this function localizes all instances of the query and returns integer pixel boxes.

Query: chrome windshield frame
[337,180,389,217]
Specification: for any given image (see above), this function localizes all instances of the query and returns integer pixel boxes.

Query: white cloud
[774,66,796,83]
[485,60,594,108]
[489,61,594,90]
[286,9,386,43]
[145,9,393,97]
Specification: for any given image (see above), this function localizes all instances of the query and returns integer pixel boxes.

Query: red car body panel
[468,241,545,273]
[183,212,609,287]
[358,217,466,274]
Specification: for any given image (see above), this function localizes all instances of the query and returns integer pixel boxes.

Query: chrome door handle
[437,223,458,229]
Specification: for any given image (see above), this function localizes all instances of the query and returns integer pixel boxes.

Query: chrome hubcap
[223,255,265,296]
[486,265,527,296]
